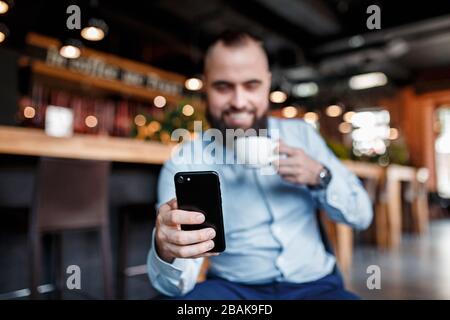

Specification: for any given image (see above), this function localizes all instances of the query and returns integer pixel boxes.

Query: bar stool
[401,168,429,235]
[30,157,113,299]
[111,165,158,299]
[117,203,156,299]
[0,156,36,299]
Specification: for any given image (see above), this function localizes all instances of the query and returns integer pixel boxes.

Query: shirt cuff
[148,228,183,280]
[310,167,356,213]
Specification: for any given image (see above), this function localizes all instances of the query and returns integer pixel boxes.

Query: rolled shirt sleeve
[304,124,373,230]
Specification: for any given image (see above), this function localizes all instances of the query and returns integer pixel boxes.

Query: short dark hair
[211,29,263,47]
[204,29,269,71]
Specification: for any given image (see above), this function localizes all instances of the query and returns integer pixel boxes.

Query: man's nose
[230,87,247,110]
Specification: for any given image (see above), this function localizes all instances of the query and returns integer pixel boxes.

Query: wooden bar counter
[0,126,173,164]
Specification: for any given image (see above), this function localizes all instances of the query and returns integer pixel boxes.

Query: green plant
[132,100,207,144]
[387,138,410,165]
[326,138,352,160]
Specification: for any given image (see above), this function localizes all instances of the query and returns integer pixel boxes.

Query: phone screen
[174,171,226,252]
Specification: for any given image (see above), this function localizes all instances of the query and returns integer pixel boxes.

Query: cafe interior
[1,0,450,300]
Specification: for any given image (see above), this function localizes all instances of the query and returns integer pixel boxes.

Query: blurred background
[1,0,450,299]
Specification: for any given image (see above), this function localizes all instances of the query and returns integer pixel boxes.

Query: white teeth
[228,112,251,120]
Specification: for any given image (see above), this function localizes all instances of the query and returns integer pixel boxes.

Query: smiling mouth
[222,110,255,128]
[226,110,254,120]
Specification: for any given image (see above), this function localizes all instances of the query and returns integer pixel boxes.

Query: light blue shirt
[147,117,373,297]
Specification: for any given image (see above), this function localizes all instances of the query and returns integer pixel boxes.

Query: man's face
[204,41,272,130]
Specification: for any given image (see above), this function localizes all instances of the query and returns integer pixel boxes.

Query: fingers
[165,240,216,258]
[274,157,301,177]
[155,199,216,261]
[273,157,299,168]
[160,209,205,226]
[277,165,298,176]
[278,141,298,157]
[166,228,216,246]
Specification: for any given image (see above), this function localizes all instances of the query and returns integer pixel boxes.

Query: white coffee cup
[235,136,279,168]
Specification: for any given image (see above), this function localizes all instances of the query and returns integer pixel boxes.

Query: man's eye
[215,85,230,92]
[245,82,260,90]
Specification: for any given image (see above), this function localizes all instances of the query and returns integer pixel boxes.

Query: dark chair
[30,157,113,299]
[0,156,36,299]
[110,165,158,299]
[316,213,346,282]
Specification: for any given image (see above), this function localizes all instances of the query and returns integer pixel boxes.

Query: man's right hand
[155,198,218,263]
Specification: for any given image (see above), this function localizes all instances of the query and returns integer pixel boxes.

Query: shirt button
[331,194,338,202]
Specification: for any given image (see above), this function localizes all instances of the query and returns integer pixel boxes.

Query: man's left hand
[274,141,324,186]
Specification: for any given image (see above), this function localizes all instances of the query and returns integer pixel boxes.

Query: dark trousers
[176,268,359,300]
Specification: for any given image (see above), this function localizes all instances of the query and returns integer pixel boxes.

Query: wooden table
[385,164,429,246]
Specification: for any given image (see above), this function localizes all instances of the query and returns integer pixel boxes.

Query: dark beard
[205,108,269,140]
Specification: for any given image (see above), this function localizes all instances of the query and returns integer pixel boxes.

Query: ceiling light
[185,78,203,91]
[59,39,82,59]
[349,72,388,90]
[182,104,194,116]
[343,111,355,123]
[0,23,9,43]
[389,128,399,140]
[304,112,318,122]
[338,122,352,134]
[23,106,36,119]
[134,114,146,127]
[81,18,108,41]
[154,96,166,108]
[0,0,13,15]
[292,82,318,98]
[325,105,342,117]
[270,91,287,104]
[348,35,365,48]
[282,106,298,118]
[85,115,98,128]
[386,39,410,58]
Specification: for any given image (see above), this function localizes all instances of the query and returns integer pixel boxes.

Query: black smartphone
[174,171,226,252]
